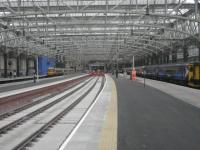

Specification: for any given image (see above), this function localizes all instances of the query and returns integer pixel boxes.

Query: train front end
[188,62,200,88]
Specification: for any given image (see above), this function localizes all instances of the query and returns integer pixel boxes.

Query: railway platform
[116,74,200,150]
[0,75,46,84]
[0,74,118,150]
[0,73,200,150]
[0,73,84,93]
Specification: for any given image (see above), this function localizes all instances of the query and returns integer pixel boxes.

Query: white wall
[19,58,26,76]
[29,59,34,68]
[28,59,35,75]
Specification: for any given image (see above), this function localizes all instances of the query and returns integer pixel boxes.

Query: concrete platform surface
[135,77,200,109]
[60,75,117,150]
[0,73,84,93]
[115,76,200,150]
[0,75,46,81]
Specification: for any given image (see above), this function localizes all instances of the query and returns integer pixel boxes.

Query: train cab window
[189,66,194,72]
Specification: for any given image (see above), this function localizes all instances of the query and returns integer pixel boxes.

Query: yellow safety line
[97,79,118,150]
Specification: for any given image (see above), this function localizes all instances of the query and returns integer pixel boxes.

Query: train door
[194,63,200,82]
[188,63,200,88]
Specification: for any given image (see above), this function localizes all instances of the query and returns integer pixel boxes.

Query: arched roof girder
[0,33,80,55]
[123,11,200,23]
[2,22,195,43]
[0,34,64,56]
[121,46,154,56]
[1,16,197,40]
[125,38,172,51]
[124,42,163,54]
[124,24,198,40]
[122,33,171,54]
[1,9,199,23]
[122,44,157,55]
[130,44,162,54]
[123,33,172,49]
[4,22,195,37]
[0,36,56,54]
[1,22,193,50]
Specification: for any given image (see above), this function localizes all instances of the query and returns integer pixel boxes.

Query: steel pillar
[4,53,8,78]
[172,50,177,63]
[17,55,20,77]
[183,45,188,62]
[195,0,200,61]
[26,57,29,76]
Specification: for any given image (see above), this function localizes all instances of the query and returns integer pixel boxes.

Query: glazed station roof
[0,0,199,65]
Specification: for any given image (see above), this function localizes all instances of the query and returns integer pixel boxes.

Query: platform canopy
[0,0,199,65]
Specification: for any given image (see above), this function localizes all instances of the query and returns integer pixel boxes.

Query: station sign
[188,46,199,57]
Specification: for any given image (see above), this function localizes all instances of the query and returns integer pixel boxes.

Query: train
[47,67,75,76]
[47,68,64,76]
[134,62,200,88]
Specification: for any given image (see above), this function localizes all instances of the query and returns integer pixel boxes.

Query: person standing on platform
[13,70,16,78]
[33,72,37,83]
[9,71,12,78]
[116,69,118,78]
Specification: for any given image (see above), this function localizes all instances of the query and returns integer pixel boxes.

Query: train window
[189,66,194,72]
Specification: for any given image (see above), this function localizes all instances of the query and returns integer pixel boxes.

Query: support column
[152,54,155,65]
[166,51,170,63]
[195,0,200,61]
[163,53,166,64]
[183,45,188,62]
[141,58,143,66]
[26,57,29,76]
[144,56,146,65]
[149,56,151,65]
[162,52,165,64]
[166,52,169,64]
[151,55,154,65]
[156,54,159,65]
[34,57,37,74]
[143,58,145,66]
[132,56,135,68]
[0,52,3,78]
[138,58,141,66]
[172,49,177,63]
[4,53,8,78]
[198,43,200,62]
[146,56,149,65]
[159,53,162,64]
[17,54,20,77]
[145,56,148,65]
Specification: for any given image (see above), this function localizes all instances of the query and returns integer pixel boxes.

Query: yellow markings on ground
[97,79,118,150]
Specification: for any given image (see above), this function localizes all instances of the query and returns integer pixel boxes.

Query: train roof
[135,62,200,68]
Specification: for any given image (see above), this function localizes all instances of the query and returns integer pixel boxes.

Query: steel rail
[0,77,94,135]
[12,77,102,150]
[0,75,90,104]
[0,77,91,121]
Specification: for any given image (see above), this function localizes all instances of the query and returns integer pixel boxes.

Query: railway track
[0,77,93,135]
[0,77,92,121]
[0,75,90,114]
[0,76,104,150]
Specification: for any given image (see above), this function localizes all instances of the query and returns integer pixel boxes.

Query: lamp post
[132,55,135,69]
